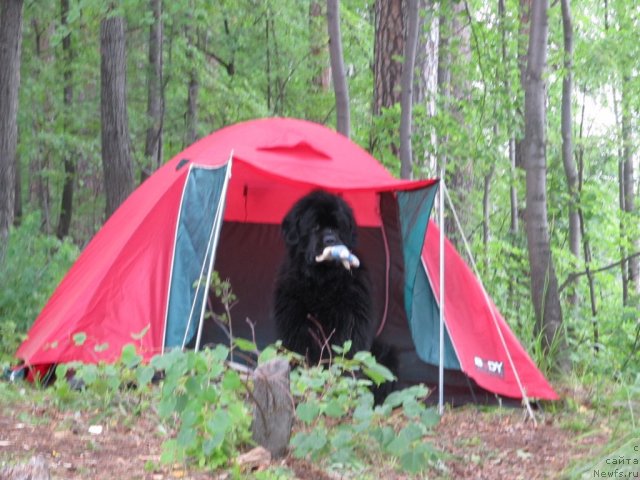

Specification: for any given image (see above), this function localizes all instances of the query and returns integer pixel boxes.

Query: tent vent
[176,158,190,171]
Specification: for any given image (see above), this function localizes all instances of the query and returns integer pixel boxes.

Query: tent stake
[442,182,537,425]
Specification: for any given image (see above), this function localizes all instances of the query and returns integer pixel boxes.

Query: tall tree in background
[308,1,331,122]
[142,0,164,183]
[522,0,564,360]
[57,0,75,239]
[100,14,134,219]
[399,0,419,178]
[373,0,404,116]
[560,0,580,264]
[0,0,24,260]
[185,15,199,146]
[327,0,350,137]
[437,1,472,243]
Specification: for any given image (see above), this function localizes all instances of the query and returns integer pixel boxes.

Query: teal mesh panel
[165,165,229,348]
[398,185,461,370]
[411,263,461,369]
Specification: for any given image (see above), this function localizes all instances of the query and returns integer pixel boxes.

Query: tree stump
[251,358,294,458]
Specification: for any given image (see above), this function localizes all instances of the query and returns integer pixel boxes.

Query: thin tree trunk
[184,19,198,146]
[560,0,580,306]
[57,0,75,239]
[100,15,134,219]
[308,1,331,122]
[326,0,350,138]
[620,79,640,298]
[141,0,164,183]
[522,0,564,361]
[560,0,579,257]
[614,91,629,305]
[515,0,531,169]
[399,0,419,179]
[498,0,518,235]
[0,0,24,260]
[438,2,472,245]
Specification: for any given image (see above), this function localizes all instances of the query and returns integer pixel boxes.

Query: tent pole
[438,176,445,415]
[442,182,537,425]
[195,155,234,354]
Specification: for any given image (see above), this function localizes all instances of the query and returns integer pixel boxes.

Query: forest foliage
[1,0,639,399]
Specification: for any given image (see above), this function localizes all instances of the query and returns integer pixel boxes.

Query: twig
[558,252,640,294]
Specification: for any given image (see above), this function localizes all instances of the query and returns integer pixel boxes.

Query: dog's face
[282,190,357,266]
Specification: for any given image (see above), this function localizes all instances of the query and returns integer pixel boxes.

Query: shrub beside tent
[16,118,558,404]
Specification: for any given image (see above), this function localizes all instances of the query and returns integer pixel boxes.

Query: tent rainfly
[16,118,558,404]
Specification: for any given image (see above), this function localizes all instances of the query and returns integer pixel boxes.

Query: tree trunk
[522,0,564,359]
[498,0,518,235]
[141,0,164,183]
[57,0,75,239]
[560,0,580,261]
[413,0,437,108]
[620,80,639,298]
[515,0,532,169]
[100,15,134,219]
[308,1,331,122]
[399,0,419,178]
[326,0,350,138]
[373,0,404,116]
[438,2,472,245]
[0,0,24,260]
[184,18,198,146]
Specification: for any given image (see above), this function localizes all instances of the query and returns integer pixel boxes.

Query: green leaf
[120,344,141,369]
[291,430,327,458]
[324,399,345,418]
[420,408,441,428]
[136,365,155,387]
[296,401,321,424]
[400,447,429,473]
[221,370,242,391]
[72,332,86,346]
[233,337,257,352]
[257,345,278,364]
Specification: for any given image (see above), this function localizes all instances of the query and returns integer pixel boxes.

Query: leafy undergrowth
[0,345,635,479]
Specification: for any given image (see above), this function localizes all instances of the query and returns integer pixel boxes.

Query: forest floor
[0,383,630,480]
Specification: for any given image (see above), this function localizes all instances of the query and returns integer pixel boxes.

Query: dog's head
[282,190,357,266]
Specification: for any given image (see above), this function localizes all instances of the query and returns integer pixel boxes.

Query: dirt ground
[0,398,610,479]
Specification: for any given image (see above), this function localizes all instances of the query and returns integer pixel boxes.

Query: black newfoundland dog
[273,190,374,363]
[273,191,398,400]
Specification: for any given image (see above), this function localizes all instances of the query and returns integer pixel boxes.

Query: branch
[559,251,640,294]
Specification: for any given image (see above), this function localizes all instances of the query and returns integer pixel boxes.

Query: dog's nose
[323,231,338,246]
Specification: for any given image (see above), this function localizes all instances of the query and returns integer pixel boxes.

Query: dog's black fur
[273,190,375,364]
[272,191,398,404]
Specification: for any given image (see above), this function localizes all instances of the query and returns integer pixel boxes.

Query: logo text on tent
[474,356,504,378]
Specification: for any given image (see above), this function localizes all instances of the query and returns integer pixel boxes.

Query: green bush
[0,213,79,359]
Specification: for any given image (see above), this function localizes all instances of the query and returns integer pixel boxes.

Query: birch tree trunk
[326,0,350,138]
[522,0,564,359]
[0,0,24,260]
[399,0,419,179]
[100,15,134,219]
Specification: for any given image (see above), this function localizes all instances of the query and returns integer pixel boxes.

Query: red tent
[16,117,558,403]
